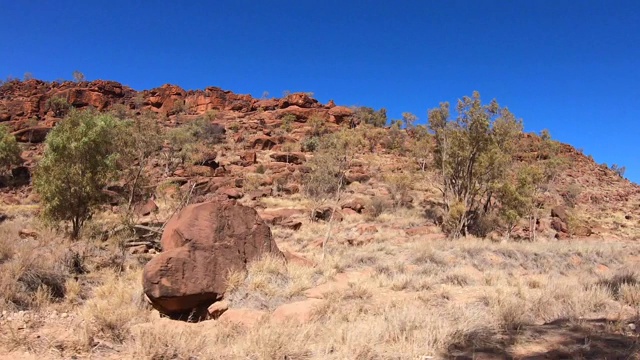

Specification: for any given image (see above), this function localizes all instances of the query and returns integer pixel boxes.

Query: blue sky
[1,1,638,183]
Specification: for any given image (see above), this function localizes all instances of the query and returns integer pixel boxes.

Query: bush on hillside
[34,109,127,239]
[0,125,21,174]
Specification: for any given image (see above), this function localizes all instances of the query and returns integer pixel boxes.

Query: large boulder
[143,201,282,315]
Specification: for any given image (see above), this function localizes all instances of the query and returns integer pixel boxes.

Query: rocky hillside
[1,78,638,241]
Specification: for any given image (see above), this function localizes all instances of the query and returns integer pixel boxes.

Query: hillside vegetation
[1,78,639,359]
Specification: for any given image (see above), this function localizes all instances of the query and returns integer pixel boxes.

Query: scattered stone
[135,199,158,216]
[247,188,272,200]
[270,152,306,165]
[341,198,366,213]
[405,226,437,237]
[280,218,302,231]
[219,187,243,199]
[283,250,316,267]
[550,218,568,233]
[272,299,325,323]
[551,205,568,223]
[18,228,38,239]
[207,300,229,319]
[311,206,343,222]
[218,308,267,328]
[357,224,378,235]
[128,245,148,255]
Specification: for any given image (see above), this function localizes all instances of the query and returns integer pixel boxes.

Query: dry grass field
[1,201,640,360]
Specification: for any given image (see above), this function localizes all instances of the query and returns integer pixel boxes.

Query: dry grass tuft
[0,221,72,311]
[81,269,149,343]
[226,254,328,310]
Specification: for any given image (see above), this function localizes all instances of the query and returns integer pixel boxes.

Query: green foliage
[402,112,417,129]
[302,136,320,152]
[308,115,327,137]
[187,117,225,146]
[172,100,188,115]
[383,172,413,208]
[304,128,365,201]
[119,112,164,207]
[34,109,126,238]
[563,183,582,208]
[228,121,240,132]
[367,196,389,219]
[165,127,196,170]
[0,125,21,173]
[46,96,71,117]
[428,91,523,238]
[280,114,296,133]
[132,94,145,109]
[359,124,385,153]
[496,175,531,239]
[25,117,39,143]
[164,118,224,172]
[385,121,405,152]
[204,110,219,121]
[410,128,430,171]
[353,106,387,128]
[110,104,129,120]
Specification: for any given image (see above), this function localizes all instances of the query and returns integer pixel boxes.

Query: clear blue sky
[1,1,638,183]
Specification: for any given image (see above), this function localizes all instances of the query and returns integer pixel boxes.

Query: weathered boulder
[270,152,306,165]
[341,198,367,213]
[143,201,282,314]
[278,93,319,109]
[311,206,344,222]
[249,135,277,150]
[551,205,568,223]
[135,199,158,216]
[551,217,568,233]
[328,106,353,124]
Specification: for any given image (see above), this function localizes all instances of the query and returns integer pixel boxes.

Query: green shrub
[34,109,127,238]
[302,137,319,152]
[46,96,71,117]
[0,125,21,173]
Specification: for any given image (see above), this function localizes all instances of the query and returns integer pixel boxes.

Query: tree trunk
[531,214,538,241]
[322,168,346,260]
[127,159,146,210]
[71,217,81,240]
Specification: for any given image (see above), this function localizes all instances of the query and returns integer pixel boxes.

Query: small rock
[135,199,158,216]
[341,198,366,213]
[270,152,306,165]
[280,218,302,231]
[405,226,436,237]
[311,206,343,222]
[283,250,316,267]
[551,205,568,222]
[357,224,378,235]
[219,187,243,199]
[207,300,229,319]
[272,299,325,324]
[129,245,148,255]
[18,228,39,239]
[218,308,267,328]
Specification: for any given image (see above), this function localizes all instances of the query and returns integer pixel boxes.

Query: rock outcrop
[142,201,282,315]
